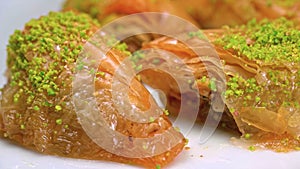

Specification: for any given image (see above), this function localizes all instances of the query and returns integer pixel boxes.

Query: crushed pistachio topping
[244,133,251,139]
[56,118,63,125]
[248,145,256,151]
[163,109,169,116]
[55,105,62,111]
[217,18,300,63]
[128,50,148,72]
[20,124,25,130]
[149,116,155,123]
[33,105,40,111]
[188,30,207,40]
[197,76,207,83]
[15,113,21,118]
[208,77,217,92]
[219,18,300,150]
[130,51,145,64]
[64,124,69,129]
[96,71,105,77]
[7,11,99,112]
[114,42,131,56]
[225,75,261,98]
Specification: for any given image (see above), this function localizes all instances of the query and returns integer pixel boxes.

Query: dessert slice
[140,18,300,151]
[0,11,185,168]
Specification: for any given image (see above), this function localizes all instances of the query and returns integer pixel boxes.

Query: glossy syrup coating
[140,18,300,152]
[215,18,300,152]
[0,11,186,168]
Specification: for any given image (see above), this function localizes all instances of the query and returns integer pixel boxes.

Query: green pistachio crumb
[13,93,20,103]
[149,117,155,123]
[188,30,207,40]
[56,119,63,125]
[130,51,144,64]
[55,105,62,111]
[226,75,261,98]
[33,105,40,111]
[7,11,99,112]
[245,95,252,100]
[163,109,169,116]
[244,133,251,139]
[216,18,300,64]
[229,108,235,113]
[199,76,207,83]
[135,64,143,71]
[255,96,261,102]
[89,68,95,75]
[248,145,256,151]
[20,124,25,130]
[47,88,56,96]
[15,113,21,118]
[114,42,131,56]
[96,71,105,77]
[76,62,85,71]
[155,164,161,169]
[208,78,217,92]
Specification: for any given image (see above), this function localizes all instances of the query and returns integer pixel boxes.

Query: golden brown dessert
[63,0,199,26]
[0,11,186,168]
[62,0,201,52]
[172,0,300,28]
[63,0,300,29]
[139,18,300,152]
[62,1,300,150]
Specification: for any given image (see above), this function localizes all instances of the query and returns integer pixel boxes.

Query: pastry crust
[172,0,300,28]
[140,18,300,151]
[0,11,185,168]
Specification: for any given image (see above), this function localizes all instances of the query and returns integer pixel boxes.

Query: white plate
[0,1,300,169]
